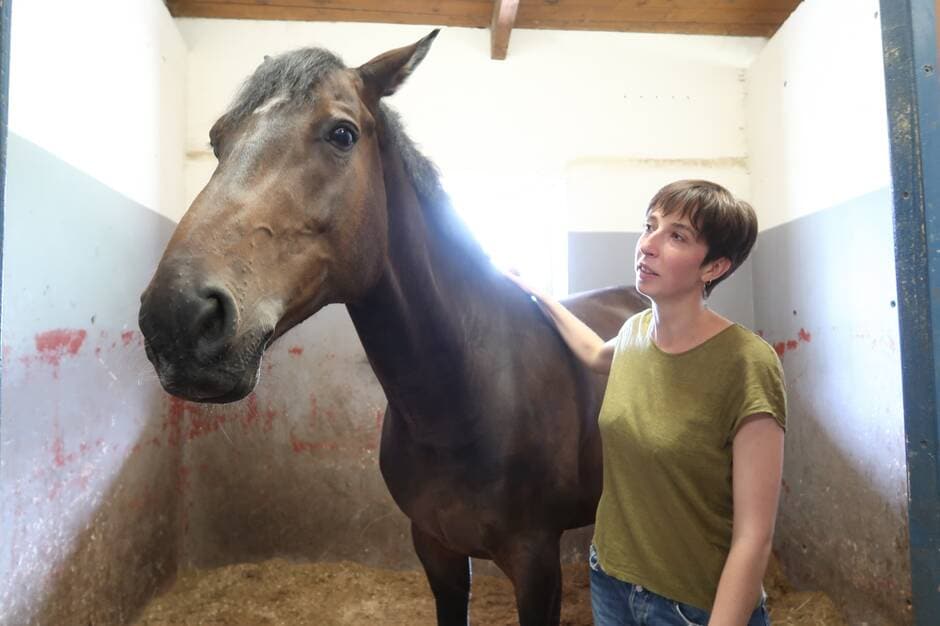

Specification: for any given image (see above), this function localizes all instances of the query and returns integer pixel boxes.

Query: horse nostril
[193,287,238,355]
[198,297,224,340]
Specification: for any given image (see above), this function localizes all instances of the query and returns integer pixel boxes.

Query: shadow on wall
[753,188,911,626]
[772,378,911,625]
[164,310,415,571]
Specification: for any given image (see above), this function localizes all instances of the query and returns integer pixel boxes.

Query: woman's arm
[708,413,785,625]
[504,273,615,374]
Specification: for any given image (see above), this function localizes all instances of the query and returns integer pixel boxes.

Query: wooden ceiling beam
[166,1,493,27]
[165,0,801,40]
[490,0,520,60]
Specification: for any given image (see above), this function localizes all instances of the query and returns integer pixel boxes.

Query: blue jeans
[589,544,771,626]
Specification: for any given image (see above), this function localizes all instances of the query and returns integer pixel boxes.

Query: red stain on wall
[187,403,225,441]
[290,430,339,453]
[121,330,137,346]
[243,393,259,428]
[162,392,281,446]
[769,327,813,358]
[50,422,78,469]
[52,432,67,468]
[165,397,185,447]
[367,408,384,451]
[288,346,304,356]
[309,394,319,430]
[34,329,87,366]
[263,407,276,433]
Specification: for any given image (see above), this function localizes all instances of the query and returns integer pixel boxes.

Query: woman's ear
[702,257,733,283]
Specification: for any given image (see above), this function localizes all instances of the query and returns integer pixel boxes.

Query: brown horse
[139,31,646,625]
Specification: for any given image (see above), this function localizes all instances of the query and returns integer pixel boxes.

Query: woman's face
[634,208,712,302]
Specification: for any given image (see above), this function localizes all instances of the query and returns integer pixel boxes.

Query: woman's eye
[672,232,684,241]
[328,125,358,150]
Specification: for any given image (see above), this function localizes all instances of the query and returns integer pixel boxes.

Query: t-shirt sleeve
[614,309,649,353]
[727,341,787,442]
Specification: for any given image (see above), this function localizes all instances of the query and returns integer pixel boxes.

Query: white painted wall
[745,0,890,229]
[177,19,763,227]
[565,158,752,233]
[3,3,188,621]
[745,1,905,622]
[9,0,186,220]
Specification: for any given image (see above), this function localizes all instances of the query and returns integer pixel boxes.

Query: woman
[509,180,786,626]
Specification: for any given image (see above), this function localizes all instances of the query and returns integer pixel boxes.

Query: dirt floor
[134,555,845,625]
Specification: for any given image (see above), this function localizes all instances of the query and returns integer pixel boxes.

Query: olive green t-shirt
[592,309,787,611]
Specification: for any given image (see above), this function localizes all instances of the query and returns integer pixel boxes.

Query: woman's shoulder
[618,308,653,339]
[722,324,782,363]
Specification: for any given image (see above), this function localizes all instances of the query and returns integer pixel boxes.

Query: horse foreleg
[494,532,563,626]
[411,522,472,626]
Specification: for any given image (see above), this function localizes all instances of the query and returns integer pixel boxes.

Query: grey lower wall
[568,231,756,329]
[752,188,910,625]
[0,135,179,624]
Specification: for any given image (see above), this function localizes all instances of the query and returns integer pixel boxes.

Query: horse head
[138,31,439,402]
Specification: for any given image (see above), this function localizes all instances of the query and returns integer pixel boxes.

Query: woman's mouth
[637,262,658,278]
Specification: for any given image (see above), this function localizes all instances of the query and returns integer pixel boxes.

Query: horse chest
[376,414,510,549]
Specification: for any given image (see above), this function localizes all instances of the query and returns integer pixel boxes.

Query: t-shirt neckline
[641,309,739,357]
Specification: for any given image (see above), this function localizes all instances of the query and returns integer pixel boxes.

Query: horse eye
[328,125,358,150]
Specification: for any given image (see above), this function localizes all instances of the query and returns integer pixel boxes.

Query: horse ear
[357,29,439,100]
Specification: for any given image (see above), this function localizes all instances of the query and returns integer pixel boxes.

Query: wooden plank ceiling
[166,0,801,59]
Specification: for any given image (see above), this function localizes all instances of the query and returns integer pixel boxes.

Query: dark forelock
[223,47,347,128]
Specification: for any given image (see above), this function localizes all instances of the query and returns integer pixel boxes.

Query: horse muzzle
[138,258,271,403]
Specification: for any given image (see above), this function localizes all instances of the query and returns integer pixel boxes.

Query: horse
[138,30,647,625]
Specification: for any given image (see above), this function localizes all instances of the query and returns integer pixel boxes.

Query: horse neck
[347,144,502,427]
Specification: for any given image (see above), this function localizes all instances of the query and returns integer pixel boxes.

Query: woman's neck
[649,295,730,353]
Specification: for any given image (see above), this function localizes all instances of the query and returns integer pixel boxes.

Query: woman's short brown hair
[646,180,758,298]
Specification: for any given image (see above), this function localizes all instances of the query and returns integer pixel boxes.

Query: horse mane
[376,104,491,269]
[221,46,491,270]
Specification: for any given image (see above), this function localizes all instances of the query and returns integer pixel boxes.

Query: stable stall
[1,0,936,624]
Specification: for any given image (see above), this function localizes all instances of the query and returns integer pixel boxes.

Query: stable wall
[172,18,766,573]
[0,1,187,623]
[3,5,909,623]
[746,1,908,624]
